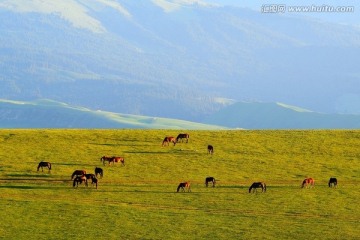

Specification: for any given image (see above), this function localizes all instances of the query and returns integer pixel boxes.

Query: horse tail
[49,163,52,170]
[263,183,267,192]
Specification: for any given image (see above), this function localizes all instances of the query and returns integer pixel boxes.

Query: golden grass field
[0,129,359,239]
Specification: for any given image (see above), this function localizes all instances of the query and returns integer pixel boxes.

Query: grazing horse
[71,170,86,180]
[207,145,214,154]
[85,174,98,189]
[177,182,191,192]
[205,177,216,187]
[162,136,176,146]
[249,182,266,193]
[91,177,98,189]
[95,167,103,178]
[73,175,87,188]
[113,157,125,166]
[37,161,51,172]
[101,156,113,165]
[328,177,337,188]
[301,178,315,188]
[176,133,189,143]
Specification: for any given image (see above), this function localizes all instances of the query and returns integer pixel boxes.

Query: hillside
[204,102,360,129]
[0,0,360,121]
[0,99,225,129]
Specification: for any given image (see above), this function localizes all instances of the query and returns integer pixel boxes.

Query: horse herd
[36,133,339,192]
[36,155,125,189]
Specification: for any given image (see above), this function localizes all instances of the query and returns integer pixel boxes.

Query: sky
[208,0,359,25]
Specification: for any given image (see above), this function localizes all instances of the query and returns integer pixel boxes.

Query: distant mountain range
[1,99,359,129]
[0,1,360,121]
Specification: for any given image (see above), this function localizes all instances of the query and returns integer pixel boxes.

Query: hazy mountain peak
[152,0,212,12]
[0,0,131,33]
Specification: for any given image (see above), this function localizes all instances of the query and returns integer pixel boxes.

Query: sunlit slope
[0,99,225,129]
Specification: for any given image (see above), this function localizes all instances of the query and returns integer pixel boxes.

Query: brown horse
[71,170,86,179]
[162,136,176,146]
[207,145,214,154]
[177,182,191,192]
[113,157,125,166]
[205,177,216,187]
[176,133,189,143]
[301,178,315,188]
[73,175,87,188]
[249,182,266,193]
[37,161,51,172]
[95,167,103,178]
[328,177,337,188]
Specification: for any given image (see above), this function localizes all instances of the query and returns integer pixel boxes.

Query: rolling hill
[1,99,360,129]
[0,99,225,129]
[204,102,360,129]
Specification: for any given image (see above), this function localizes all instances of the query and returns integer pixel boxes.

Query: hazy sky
[208,0,359,25]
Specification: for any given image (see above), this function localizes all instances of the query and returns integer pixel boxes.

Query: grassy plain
[0,129,359,239]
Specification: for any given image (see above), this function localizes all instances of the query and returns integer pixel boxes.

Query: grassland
[0,129,359,239]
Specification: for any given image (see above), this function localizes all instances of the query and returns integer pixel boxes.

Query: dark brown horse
[328,177,337,188]
[301,178,315,188]
[37,161,51,172]
[95,167,103,178]
[73,175,87,188]
[176,133,189,143]
[85,174,98,189]
[100,156,113,165]
[205,177,216,187]
[71,170,86,180]
[177,182,191,192]
[249,182,266,193]
[162,136,176,146]
[207,145,214,154]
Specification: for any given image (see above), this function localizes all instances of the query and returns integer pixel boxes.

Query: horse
[71,170,86,180]
[176,133,189,143]
[249,182,266,193]
[95,167,103,178]
[301,178,315,188]
[113,156,125,166]
[37,161,51,172]
[100,156,113,165]
[85,174,98,189]
[73,175,87,188]
[177,182,191,192]
[207,145,214,154]
[162,136,176,146]
[91,177,98,189]
[205,177,216,187]
[328,177,337,188]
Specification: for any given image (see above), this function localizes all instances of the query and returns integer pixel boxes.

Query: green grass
[0,129,359,239]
